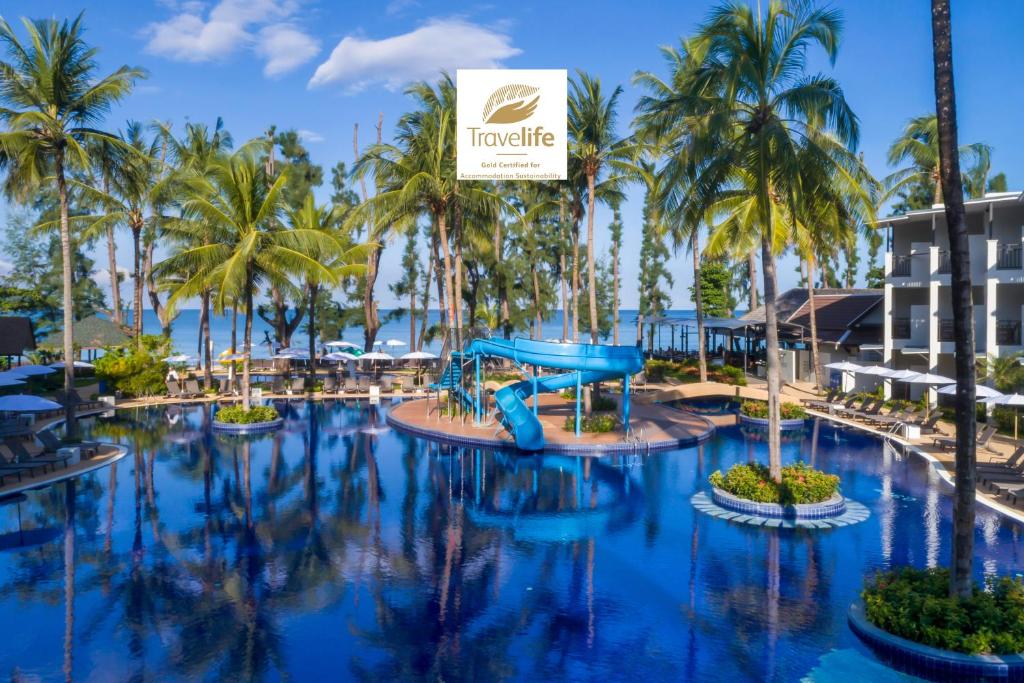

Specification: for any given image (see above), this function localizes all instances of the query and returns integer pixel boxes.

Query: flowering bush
[564,414,617,433]
[215,405,279,424]
[708,461,839,504]
[739,400,806,420]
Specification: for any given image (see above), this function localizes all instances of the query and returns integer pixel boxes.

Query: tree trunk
[454,203,465,332]
[494,209,511,339]
[806,252,825,389]
[572,219,581,343]
[363,247,382,351]
[131,225,143,340]
[144,240,169,337]
[693,231,708,383]
[242,270,254,410]
[761,234,782,482]
[586,173,600,344]
[55,148,77,439]
[230,304,237,353]
[431,229,446,330]
[200,290,212,389]
[747,250,760,311]
[532,259,543,340]
[409,271,417,351]
[932,0,976,600]
[436,212,457,334]
[612,229,620,345]
[418,253,432,352]
[308,282,318,386]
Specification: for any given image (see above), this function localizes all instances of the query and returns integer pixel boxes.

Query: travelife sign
[456,69,567,180]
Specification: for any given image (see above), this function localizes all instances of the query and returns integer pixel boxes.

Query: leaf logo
[482,84,540,124]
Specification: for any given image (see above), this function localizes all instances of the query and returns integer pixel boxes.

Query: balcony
[938,250,951,274]
[891,255,912,277]
[998,244,1023,271]
[998,320,1022,346]
[940,319,954,342]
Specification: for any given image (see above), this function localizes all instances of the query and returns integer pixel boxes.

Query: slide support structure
[575,371,582,438]
[623,374,631,434]
[532,374,539,416]
[474,354,481,425]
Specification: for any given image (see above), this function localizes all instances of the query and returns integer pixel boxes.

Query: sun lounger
[933,424,996,452]
[849,399,885,421]
[323,376,337,394]
[401,376,415,392]
[36,429,99,458]
[4,438,70,473]
[166,381,186,400]
[184,379,203,397]
[912,413,943,434]
[805,390,843,411]
[358,377,370,392]
[345,377,358,393]
[869,407,918,427]
[290,378,305,395]
[978,446,1024,472]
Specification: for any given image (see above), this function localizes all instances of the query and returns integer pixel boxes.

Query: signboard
[457,69,567,181]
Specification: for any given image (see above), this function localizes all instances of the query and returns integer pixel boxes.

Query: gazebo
[42,315,131,360]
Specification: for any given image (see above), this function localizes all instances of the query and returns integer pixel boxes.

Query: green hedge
[215,405,280,424]
[708,461,839,504]
[564,414,617,433]
[739,400,806,420]
[644,359,747,386]
[863,567,1024,655]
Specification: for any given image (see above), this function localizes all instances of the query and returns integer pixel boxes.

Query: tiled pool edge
[211,417,284,434]
[848,598,1024,681]
[711,487,847,519]
[691,491,870,529]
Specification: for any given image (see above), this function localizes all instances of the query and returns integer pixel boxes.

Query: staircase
[434,332,474,414]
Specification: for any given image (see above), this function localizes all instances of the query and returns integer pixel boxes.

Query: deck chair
[4,438,70,473]
[870,407,918,428]
[933,424,996,452]
[850,399,885,421]
[0,444,45,483]
[270,377,285,395]
[323,376,337,394]
[911,413,943,434]
[836,397,872,418]
[345,377,358,394]
[805,389,842,411]
[979,446,1024,473]
[184,379,203,398]
[290,378,306,395]
[357,376,370,392]
[166,381,185,399]
[401,376,416,393]
[36,429,99,458]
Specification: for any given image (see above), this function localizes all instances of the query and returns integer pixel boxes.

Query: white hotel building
[881,191,1024,399]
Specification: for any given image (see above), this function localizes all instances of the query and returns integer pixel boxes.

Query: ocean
[136,308,702,358]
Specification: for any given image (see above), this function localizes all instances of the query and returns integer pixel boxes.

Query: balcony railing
[940,319,954,342]
[937,250,951,274]
[891,255,912,277]
[998,244,1023,270]
[893,317,911,339]
[998,320,1022,346]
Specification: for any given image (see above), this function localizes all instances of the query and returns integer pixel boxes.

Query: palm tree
[161,146,338,408]
[885,113,991,204]
[0,15,143,437]
[930,0,976,601]
[661,1,861,482]
[284,193,369,384]
[568,71,632,345]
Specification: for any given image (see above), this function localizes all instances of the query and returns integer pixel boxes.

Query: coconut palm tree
[284,193,370,384]
[930,0,976,601]
[161,146,338,408]
[885,113,991,204]
[568,71,632,345]
[0,15,143,437]
[660,1,862,482]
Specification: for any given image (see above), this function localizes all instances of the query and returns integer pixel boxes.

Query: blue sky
[1,0,1022,310]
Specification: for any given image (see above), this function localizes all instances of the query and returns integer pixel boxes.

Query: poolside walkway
[387,393,714,454]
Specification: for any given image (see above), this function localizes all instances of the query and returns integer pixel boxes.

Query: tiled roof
[741,288,883,344]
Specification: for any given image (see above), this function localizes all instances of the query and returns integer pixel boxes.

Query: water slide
[457,338,644,451]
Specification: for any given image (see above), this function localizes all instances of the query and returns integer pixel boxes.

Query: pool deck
[387,392,714,454]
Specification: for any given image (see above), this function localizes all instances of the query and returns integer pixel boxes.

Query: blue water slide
[464,338,644,451]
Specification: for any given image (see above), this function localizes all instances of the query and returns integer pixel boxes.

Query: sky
[1,0,1022,311]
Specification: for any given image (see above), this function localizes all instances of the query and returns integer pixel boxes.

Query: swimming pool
[0,400,1019,681]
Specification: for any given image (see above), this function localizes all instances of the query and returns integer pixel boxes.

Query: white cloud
[142,0,318,76]
[297,129,324,143]
[308,18,520,92]
[385,0,419,16]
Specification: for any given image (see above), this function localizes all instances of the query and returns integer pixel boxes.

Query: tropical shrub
[708,462,839,504]
[863,567,1024,655]
[564,414,617,433]
[94,336,169,397]
[644,359,747,386]
[559,389,617,412]
[739,400,806,420]
[215,405,280,424]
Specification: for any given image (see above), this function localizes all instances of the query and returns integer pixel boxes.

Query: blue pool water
[0,401,1021,682]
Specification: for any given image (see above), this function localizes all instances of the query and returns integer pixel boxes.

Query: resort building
[880,190,1024,399]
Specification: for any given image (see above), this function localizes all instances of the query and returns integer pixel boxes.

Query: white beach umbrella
[372,340,384,346]
[854,365,894,376]
[400,351,438,360]
[901,373,955,386]
[384,339,406,348]
[824,361,862,371]
[359,352,394,361]
[983,393,1024,439]
[884,369,923,380]
[49,360,95,369]
[324,340,359,349]
[273,349,309,360]
[0,394,62,412]
[10,364,56,377]
[938,384,1002,398]
[323,351,358,362]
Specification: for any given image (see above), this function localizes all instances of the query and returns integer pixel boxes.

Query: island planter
[738,414,806,430]
[710,486,847,520]
[848,598,1024,682]
[212,417,284,434]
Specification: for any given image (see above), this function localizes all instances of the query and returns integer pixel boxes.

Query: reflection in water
[0,402,1020,682]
